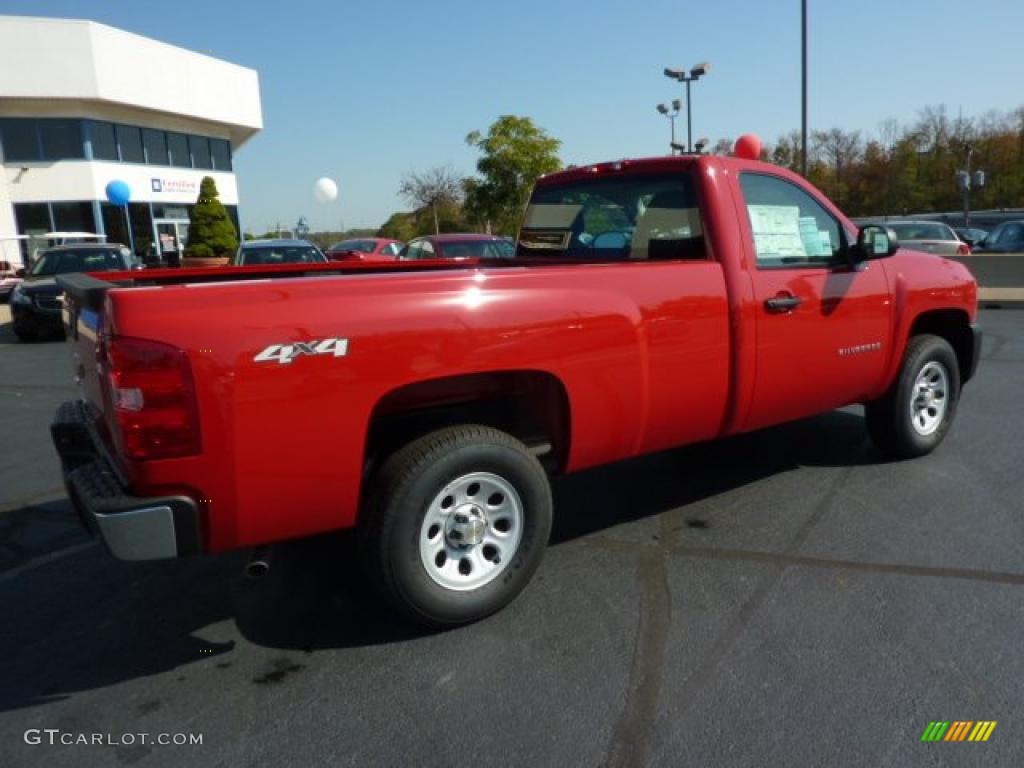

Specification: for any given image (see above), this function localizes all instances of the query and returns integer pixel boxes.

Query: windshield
[518,172,704,261]
[329,239,376,253]
[441,240,514,259]
[29,248,128,276]
[889,223,953,241]
[238,246,326,265]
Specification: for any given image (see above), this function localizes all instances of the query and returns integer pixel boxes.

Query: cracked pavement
[1,305,1022,767]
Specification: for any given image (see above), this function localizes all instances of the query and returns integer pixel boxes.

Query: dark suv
[974,220,1024,253]
[10,243,138,341]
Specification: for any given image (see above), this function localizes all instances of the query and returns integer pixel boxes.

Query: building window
[128,202,154,258]
[40,119,85,160]
[13,203,51,261]
[211,138,232,171]
[189,135,212,170]
[167,132,190,167]
[101,203,129,248]
[51,201,96,233]
[90,121,119,161]
[0,119,41,162]
[116,124,144,163]
[143,128,169,165]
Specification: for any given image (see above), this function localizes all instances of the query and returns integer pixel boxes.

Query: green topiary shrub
[185,176,238,258]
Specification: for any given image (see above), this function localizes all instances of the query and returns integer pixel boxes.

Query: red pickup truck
[52,154,979,626]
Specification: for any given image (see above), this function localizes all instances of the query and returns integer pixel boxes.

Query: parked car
[954,227,988,248]
[10,243,137,341]
[398,234,515,260]
[53,153,979,627]
[325,238,403,261]
[876,220,970,256]
[233,239,327,266]
[973,220,1024,253]
[0,259,24,301]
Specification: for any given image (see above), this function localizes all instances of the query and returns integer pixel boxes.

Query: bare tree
[399,166,464,235]
[812,128,862,205]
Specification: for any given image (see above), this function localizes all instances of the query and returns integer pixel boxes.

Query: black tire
[359,425,552,627]
[13,324,35,342]
[865,334,961,459]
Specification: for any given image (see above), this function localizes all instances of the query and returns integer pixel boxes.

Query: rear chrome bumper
[51,400,201,560]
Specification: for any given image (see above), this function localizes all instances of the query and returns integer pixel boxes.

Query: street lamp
[295,216,310,239]
[656,98,682,154]
[663,61,711,152]
[957,144,986,227]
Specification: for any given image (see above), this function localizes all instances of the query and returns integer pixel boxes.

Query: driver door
[738,172,893,431]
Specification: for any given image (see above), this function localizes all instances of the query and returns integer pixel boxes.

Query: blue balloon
[105,180,131,206]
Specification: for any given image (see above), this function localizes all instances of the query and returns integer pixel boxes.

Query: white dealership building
[0,16,262,265]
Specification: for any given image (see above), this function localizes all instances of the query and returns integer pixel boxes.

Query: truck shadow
[0,409,888,712]
[233,408,886,649]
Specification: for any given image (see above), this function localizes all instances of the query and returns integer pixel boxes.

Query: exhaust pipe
[245,547,273,579]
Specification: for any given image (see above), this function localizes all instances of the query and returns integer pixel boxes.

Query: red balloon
[734,134,762,160]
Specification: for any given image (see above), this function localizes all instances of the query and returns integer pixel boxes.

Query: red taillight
[957,242,971,255]
[99,335,201,460]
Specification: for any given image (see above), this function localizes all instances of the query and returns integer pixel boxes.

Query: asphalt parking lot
[1,303,1022,768]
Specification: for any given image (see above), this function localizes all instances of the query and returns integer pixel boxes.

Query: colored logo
[921,721,997,742]
[151,178,163,192]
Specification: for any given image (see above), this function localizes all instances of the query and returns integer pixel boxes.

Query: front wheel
[360,425,552,627]
[865,334,961,459]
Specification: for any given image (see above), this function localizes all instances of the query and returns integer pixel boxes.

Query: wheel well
[364,371,571,476]
[909,309,975,383]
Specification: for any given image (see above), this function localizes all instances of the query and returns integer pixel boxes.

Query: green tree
[185,177,238,258]
[464,115,562,235]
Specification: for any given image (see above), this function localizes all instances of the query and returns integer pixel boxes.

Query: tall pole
[123,204,136,256]
[801,0,808,176]
[963,144,973,228]
[686,79,693,153]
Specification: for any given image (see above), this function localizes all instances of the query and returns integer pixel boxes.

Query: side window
[1003,224,1024,243]
[401,242,420,260]
[383,243,400,256]
[739,173,844,267]
[420,240,436,258]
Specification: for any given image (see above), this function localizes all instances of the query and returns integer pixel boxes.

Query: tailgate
[57,272,117,419]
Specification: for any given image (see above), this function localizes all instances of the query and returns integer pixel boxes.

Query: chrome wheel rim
[909,361,949,436]
[419,472,524,591]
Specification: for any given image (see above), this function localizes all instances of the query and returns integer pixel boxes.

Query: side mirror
[853,225,899,263]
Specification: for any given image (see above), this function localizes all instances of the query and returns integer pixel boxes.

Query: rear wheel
[360,425,552,627]
[865,334,960,458]
[12,323,35,342]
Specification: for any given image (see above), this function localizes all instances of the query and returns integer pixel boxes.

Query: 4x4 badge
[254,338,349,365]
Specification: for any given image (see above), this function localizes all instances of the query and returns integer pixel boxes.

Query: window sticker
[747,204,806,259]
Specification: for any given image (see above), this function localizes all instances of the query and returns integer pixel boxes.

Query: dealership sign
[151,177,198,195]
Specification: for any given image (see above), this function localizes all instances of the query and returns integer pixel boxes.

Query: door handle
[764,295,803,313]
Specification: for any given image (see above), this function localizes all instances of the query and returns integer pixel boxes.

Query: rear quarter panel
[106,263,729,552]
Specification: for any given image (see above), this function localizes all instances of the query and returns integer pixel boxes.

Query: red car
[324,237,402,261]
[398,233,514,260]
[53,153,979,627]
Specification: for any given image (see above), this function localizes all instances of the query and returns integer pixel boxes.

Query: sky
[5,0,1023,232]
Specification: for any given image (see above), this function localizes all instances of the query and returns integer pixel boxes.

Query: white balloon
[313,177,339,203]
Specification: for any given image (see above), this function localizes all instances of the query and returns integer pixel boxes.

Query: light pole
[957,144,986,227]
[656,99,682,154]
[801,0,808,177]
[663,62,711,153]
